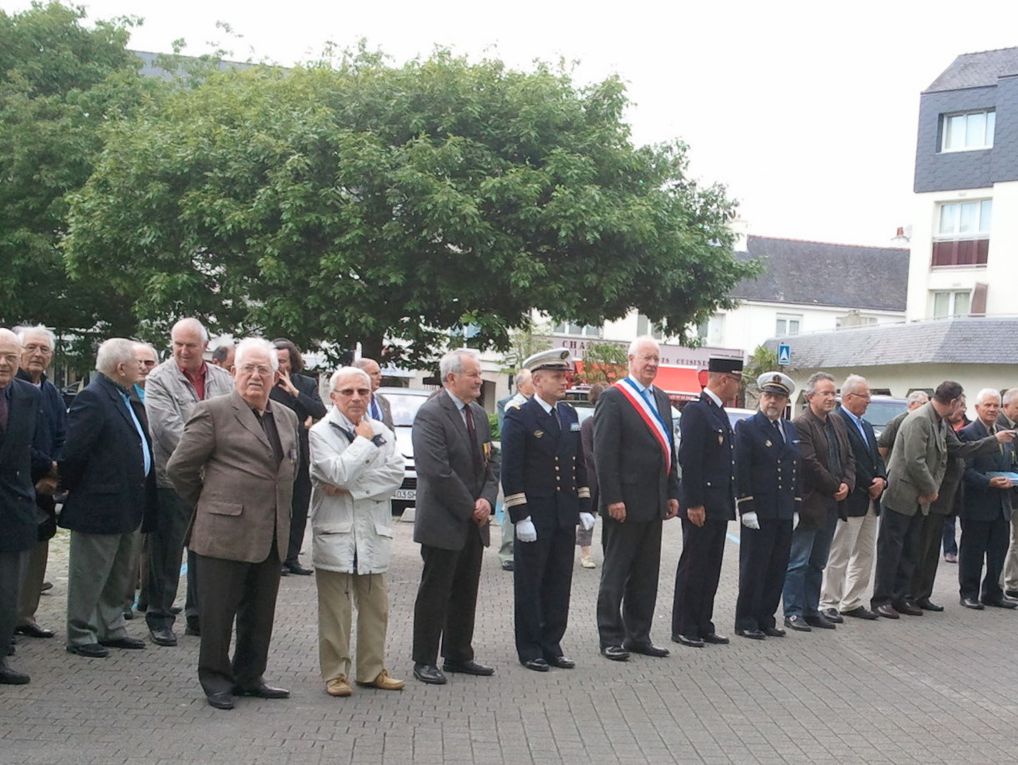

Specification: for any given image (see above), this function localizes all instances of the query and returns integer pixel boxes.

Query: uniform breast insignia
[570,422,580,431]
[765,440,772,448]
[718,433,724,445]
[534,430,544,439]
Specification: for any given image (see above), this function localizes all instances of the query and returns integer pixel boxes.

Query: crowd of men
[2,324,1018,711]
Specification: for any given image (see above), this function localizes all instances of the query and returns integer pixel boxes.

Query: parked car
[376,386,432,514]
[860,395,909,439]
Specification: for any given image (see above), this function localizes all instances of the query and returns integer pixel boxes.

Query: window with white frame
[940,110,995,152]
[775,314,801,336]
[931,290,970,319]
[696,314,725,345]
[551,321,602,338]
[636,314,664,341]
[932,199,991,267]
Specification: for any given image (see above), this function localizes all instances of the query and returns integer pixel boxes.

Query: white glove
[740,512,760,530]
[515,518,537,543]
[578,512,596,531]
[793,512,800,530]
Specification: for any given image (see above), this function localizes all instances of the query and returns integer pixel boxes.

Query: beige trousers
[1003,506,1018,592]
[820,503,878,612]
[316,569,388,684]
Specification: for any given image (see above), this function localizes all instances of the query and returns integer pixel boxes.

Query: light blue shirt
[120,391,152,476]
[626,376,659,414]
[839,406,870,447]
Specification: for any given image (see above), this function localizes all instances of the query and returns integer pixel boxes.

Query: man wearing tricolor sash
[592,337,680,662]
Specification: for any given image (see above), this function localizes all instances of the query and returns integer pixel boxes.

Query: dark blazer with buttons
[59,374,155,536]
[678,391,735,523]
[960,418,1014,523]
[593,383,680,524]
[734,411,801,521]
[412,390,498,550]
[792,408,855,529]
[500,397,590,530]
[0,378,50,553]
[833,406,886,518]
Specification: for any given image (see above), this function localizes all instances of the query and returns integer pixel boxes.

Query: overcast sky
[9,0,1018,246]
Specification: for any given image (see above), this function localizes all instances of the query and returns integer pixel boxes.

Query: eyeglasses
[847,392,871,400]
[238,364,273,376]
[334,388,371,397]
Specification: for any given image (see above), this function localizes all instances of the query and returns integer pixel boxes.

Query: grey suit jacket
[167,391,299,563]
[412,389,498,550]
[884,402,947,517]
[374,393,395,431]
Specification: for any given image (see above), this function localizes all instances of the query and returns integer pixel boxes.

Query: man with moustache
[168,338,299,709]
[594,337,679,661]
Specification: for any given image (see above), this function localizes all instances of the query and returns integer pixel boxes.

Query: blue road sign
[777,343,791,366]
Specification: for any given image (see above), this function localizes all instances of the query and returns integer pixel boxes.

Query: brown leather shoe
[357,669,405,691]
[325,676,352,697]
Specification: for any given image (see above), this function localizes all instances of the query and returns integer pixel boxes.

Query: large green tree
[65,47,757,365]
[0,2,156,345]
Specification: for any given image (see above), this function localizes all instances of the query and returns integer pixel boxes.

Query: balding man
[210,340,235,372]
[144,318,233,646]
[354,358,394,431]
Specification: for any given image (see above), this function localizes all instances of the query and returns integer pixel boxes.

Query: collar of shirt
[840,406,868,435]
[533,394,555,414]
[330,406,359,432]
[179,362,207,385]
[702,387,723,407]
[626,376,654,396]
[507,391,529,408]
[446,389,468,412]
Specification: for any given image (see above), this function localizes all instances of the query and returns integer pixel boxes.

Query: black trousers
[910,511,951,602]
[735,518,793,632]
[194,546,281,696]
[672,519,727,639]
[596,517,662,648]
[412,527,483,665]
[285,467,312,565]
[145,487,191,631]
[0,549,29,665]
[959,516,1009,602]
[513,522,575,662]
[871,506,922,608]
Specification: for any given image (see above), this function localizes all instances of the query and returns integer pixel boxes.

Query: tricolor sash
[615,377,672,474]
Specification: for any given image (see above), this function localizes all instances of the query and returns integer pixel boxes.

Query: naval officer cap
[758,371,794,398]
[523,348,573,373]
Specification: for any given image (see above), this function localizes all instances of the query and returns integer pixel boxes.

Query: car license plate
[393,489,416,500]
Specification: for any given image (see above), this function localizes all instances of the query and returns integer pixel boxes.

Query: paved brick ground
[3,519,1017,765]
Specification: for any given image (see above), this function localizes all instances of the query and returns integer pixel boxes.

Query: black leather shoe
[763,626,786,638]
[1005,589,1018,600]
[736,628,765,640]
[521,658,549,672]
[820,608,844,624]
[0,665,30,684]
[185,617,201,636]
[874,603,900,619]
[960,597,984,610]
[501,561,514,572]
[917,598,944,612]
[442,659,494,676]
[123,609,134,620]
[804,614,836,630]
[15,623,54,639]
[894,600,923,616]
[842,606,879,620]
[671,634,704,647]
[982,597,1017,609]
[99,636,146,650]
[600,645,630,661]
[149,627,178,646]
[207,691,234,710]
[413,663,447,684]
[702,633,729,645]
[784,616,811,632]
[624,641,670,657]
[234,683,289,699]
[67,643,110,658]
[284,562,313,576]
[546,655,575,669]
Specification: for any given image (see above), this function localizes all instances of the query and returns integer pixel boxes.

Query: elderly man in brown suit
[167,338,299,710]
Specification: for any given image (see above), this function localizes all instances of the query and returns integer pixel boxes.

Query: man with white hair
[594,337,679,660]
[168,338,299,709]
[410,349,498,685]
[60,338,155,658]
[998,388,1018,598]
[309,367,406,697]
[144,318,233,646]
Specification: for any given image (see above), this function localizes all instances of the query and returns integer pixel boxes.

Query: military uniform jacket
[501,396,591,530]
[678,392,736,522]
[734,412,801,521]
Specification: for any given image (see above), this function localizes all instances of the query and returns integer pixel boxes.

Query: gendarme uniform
[500,349,590,668]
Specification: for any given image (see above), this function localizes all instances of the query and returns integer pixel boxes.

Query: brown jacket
[167,390,298,563]
[792,408,856,529]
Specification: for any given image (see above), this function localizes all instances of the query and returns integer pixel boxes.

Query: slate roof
[730,235,909,312]
[925,47,1018,93]
[763,317,1018,367]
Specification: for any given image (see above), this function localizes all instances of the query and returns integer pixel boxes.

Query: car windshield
[865,400,908,428]
[383,392,428,427]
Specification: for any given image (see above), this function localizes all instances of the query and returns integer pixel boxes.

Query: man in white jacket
[309,367,406,697]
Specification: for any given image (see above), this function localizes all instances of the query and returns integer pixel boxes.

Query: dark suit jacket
[269,372,326,469]
[580,415,598,511]
[593,382,679,523]
[678,391,736,522]
[792,408,855,528]
[734,412,801,521]
[412,390,498,550]
[16,369,65,539]
[59,374,155,535]
[833,406,886,517]
[960,419,1014,523]
[0,379,50,553]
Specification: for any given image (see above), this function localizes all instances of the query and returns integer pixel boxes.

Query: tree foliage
[64,46,758,365]
[575,341,629,385]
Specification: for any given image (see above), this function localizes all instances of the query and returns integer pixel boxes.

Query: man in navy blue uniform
[673,356,743,648]
[733,373,801,640]
[501,349,594,671]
